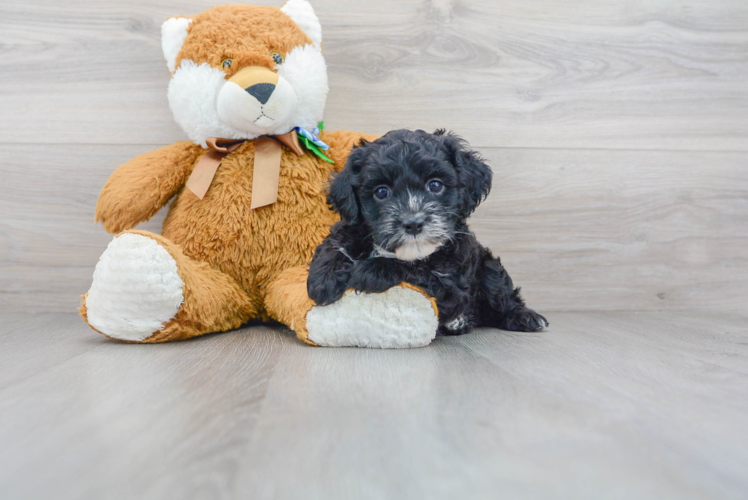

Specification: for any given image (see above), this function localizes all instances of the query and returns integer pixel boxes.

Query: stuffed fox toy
[80,1,440,348]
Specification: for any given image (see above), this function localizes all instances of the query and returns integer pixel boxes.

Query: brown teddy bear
[80,1,440,348]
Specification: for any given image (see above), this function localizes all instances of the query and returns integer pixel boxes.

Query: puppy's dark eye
[427,180,444,194]
[221,58,233,71]
[271,52,284,65]
[374,186,390,200]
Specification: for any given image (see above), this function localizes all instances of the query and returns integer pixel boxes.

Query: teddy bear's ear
[281,0,322,48]
[161,17,193,73]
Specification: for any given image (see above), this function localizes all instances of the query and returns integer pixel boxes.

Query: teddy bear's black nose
[402,216,425,235]
[245,83,275,104]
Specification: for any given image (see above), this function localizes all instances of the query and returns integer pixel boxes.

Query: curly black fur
[308,129,548,335]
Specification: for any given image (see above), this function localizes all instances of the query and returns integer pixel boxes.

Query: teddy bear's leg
[80,230,255,343]
[265,266,440,348]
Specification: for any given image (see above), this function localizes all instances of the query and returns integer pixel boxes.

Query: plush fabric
[174,5,311,75]
[80,1,439,346]
[84,230,256,343]
[85,233,184,342]
[306,284,439,348]
[81,129,374,342]
[166,6,329,146]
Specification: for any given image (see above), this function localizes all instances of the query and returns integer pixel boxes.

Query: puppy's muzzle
[402,214,426,235]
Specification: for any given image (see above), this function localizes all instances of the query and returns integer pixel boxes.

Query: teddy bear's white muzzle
[216,76,297,135]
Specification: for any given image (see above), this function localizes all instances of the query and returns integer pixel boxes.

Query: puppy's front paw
[348,258,400,294]
[307,272,350,306]
[499,308,548,332]
[439,314,471,336]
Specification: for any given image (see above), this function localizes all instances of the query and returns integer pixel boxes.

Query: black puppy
[307,129,547,335]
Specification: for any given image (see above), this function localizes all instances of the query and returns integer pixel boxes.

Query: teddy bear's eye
[271,53,284,65]
[221,58,233,71]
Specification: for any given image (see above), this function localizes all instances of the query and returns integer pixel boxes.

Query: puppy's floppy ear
[436,130,493,217]
[327,140,368,224]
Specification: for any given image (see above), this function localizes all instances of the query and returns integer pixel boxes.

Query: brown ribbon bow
[185,130,304,208]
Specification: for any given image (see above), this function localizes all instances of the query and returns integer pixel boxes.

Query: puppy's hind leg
[493,289,548,332]
[476,254,548,332]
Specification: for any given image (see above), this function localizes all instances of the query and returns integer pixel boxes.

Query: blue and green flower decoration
[295,122,333,163]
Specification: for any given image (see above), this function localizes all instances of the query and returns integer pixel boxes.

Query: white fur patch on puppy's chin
[394,240,441,261]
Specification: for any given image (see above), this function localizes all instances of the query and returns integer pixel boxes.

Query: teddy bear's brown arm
[95,141,204,234]
[319,130,380,171]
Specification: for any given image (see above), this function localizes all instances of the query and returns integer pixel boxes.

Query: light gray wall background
[1,0,746,313]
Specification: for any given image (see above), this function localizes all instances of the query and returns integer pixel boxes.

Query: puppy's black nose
[244,83,275,104]
[402,216,425,235]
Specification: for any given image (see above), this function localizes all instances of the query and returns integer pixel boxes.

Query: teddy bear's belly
[160,153,339,303]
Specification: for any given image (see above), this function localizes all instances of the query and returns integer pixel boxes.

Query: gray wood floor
[1,312,746,500]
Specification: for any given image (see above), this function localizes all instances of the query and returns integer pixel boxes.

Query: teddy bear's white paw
[85,233,184,342]
[305,285,439,348]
